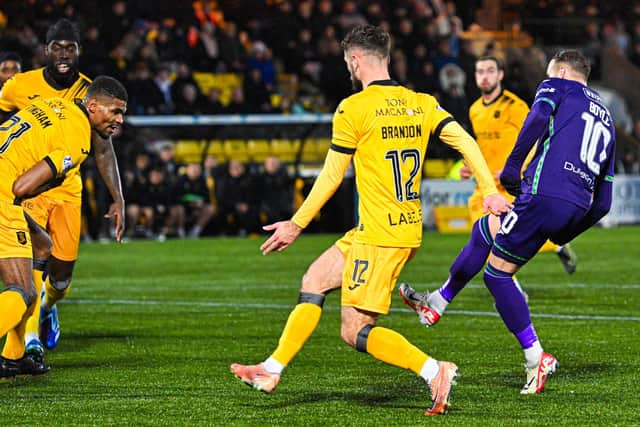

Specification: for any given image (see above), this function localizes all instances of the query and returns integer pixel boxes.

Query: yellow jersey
[0,97,91,203]
[468,89,529,186]
[0,68,92,202]
[332,81,454,247]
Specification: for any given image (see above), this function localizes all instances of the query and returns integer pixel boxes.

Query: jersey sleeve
[291,148,352,228]
[439,120,498,197]
[331,100,358,151]
[0,77,18,113]
[46,149,75,178]
[531,79,563,113]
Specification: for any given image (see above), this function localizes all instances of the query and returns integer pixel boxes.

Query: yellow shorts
[334,227,356,256]
[341,242,415,314]
[0,200,32,259]
[22,194,81,261]
[468,188,515,223]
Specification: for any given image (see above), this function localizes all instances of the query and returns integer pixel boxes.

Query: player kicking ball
[400,49,615,394]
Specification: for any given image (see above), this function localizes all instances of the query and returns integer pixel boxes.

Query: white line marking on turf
[66,299,640,322]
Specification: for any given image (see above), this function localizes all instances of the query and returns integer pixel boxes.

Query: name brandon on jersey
[381,124,422,139]
[388,208,422,226]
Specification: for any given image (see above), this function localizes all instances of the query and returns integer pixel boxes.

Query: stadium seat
[424,159,455,178]
[313,138,331,160]
[175,139,206,164]
[299,139,320,163]
[224,139,250,162]
[205,139,226,163]
[247,139,272,162]
[271,139,299,163]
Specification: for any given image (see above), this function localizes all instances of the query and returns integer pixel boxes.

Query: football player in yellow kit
[463,56,577,274]
[0,76,127,378]
[0,19,126,361]
[231,25,511,416]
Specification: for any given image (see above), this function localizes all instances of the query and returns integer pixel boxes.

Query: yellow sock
[2,318,27,359]
[44,276,72,309]
[538,240,559,253]
[24,269,45,341]
[0,290,28,337]
[271,303,322,366]
[366,326,428,375]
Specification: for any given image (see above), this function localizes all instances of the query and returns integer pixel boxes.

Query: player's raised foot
[40,304,61,349]
[556,244,577,274]
[399,283,441,327]
[425,361,459,416]
[520,352,558,394]
[230,363,281,394]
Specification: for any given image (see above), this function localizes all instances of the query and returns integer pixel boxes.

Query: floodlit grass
[1,226,638,425]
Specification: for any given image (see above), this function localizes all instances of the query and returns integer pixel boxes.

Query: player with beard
[0,19,126,363]
[231,25,511,416]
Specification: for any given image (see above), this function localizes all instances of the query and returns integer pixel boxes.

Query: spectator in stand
[153,66,174,114]
[156,143,180,187]
[145,166,184,241]
[364,2,386,26]
[171,62,198,103]
[203,88,229,114]
[216,160,258,236]
[335,1,367,34]
[319,38,351,109]
[0,52,21,89]
[243,68,272,113]
[312,0,335,38]
[218,21,245,72]
[174,82,209,115]
[126,61,166,115]
[125,151,153,237]
[246,41,276,90]
[408,44,439,94]
[257,156,293,227]
[175,162,216,238]
[101,0,132,50]
[227,86,251,114]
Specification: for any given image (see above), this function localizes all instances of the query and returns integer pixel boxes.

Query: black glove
[500,176,521,197]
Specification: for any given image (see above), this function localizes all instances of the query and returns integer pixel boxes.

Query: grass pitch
[1,226,639,426]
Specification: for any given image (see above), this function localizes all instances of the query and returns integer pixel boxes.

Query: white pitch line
[65,299,640,322]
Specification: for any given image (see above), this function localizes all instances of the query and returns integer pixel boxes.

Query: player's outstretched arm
[260,148,352,256]
[260,220,303,255]
[93,131,125,242]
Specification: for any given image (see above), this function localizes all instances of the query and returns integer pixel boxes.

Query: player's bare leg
[231,244,344,393]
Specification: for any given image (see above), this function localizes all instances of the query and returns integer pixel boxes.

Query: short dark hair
[46,18,81,44]
[341,25,391,59]
[0,51,22,65]
[86,75,128,102]
[551,49,591,80]
[476,55,503,71]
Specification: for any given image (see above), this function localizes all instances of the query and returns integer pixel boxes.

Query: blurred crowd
[1,0,640,239]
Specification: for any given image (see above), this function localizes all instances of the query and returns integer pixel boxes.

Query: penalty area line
[65,298,640,322]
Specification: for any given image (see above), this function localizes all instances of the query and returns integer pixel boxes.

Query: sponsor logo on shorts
[16,231,27,245]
